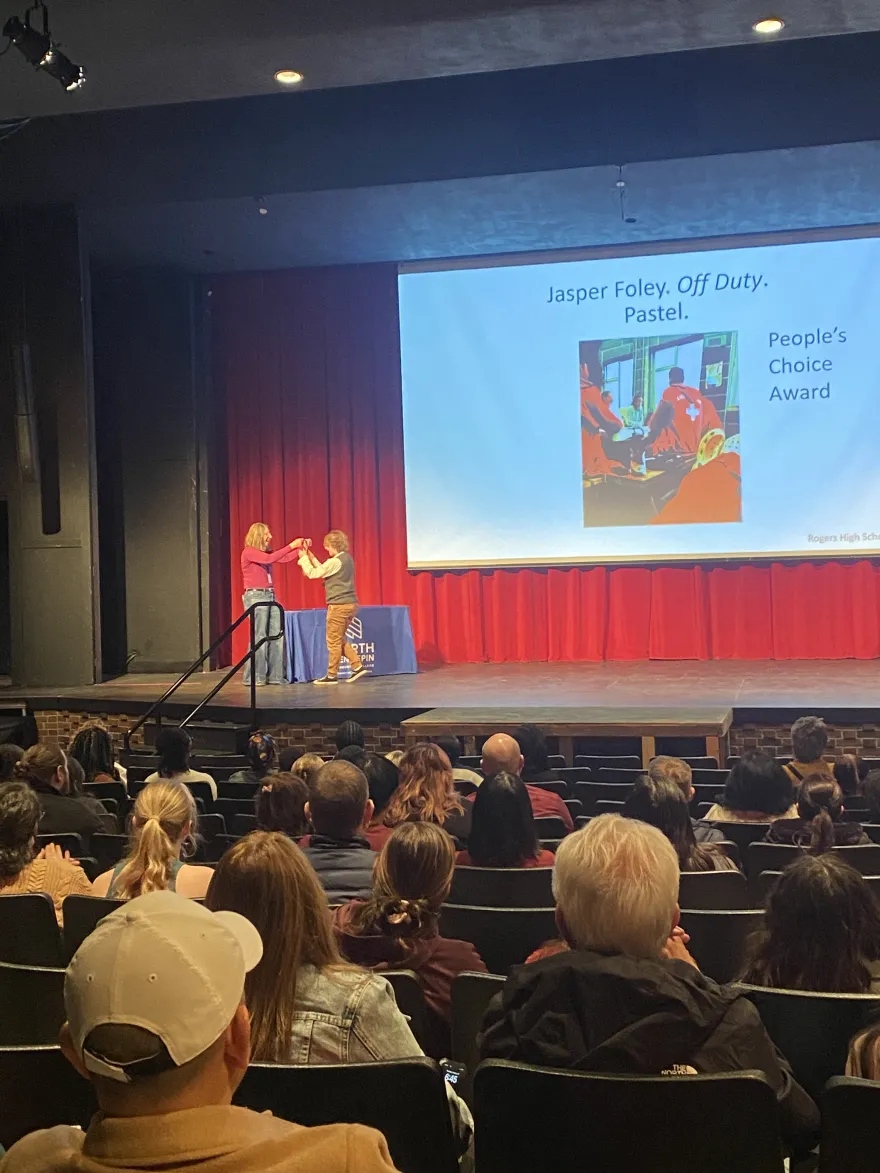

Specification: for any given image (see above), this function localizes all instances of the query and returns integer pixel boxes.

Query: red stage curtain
[214,265,880,664]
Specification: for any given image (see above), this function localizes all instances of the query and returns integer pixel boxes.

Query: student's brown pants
[326,604,362,678]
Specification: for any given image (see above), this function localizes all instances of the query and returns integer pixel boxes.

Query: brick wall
[31,706,880,763]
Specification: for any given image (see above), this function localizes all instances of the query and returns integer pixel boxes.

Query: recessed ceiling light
[274,69,304,86]
[752,17,784,33]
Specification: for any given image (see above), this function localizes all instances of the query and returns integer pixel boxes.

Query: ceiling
[0,0,878,120]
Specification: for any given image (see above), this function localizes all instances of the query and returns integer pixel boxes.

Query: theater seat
[473,1060,784,1173]
[678,869,750,910]
[62,895,125,962]
[821,1076,880,1173]
[0,893,62,966]
[451,970,505,1104]
[0,1046,97,1150]
[678,909,763,983]
[0,963,65,1045]
[235,1057,459,1173]
[438,904,557,974]
[449,865,554,908]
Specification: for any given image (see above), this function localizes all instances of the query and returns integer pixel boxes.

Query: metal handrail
[123,601,285,751]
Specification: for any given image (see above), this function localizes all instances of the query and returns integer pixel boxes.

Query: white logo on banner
[339,614,375,678]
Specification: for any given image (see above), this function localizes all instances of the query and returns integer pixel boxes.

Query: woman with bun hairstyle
[91,779,213,900]
[334,822,486,1051]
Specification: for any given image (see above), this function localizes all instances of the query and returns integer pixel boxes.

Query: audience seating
[573,781,633,813]
[0,963,65,1045]
[691,768,729,786]
[449,865,554,908]
[597,768,643,784]
[439,905,557,974]
[214,797,255,824]
[678,869,750,910]
[595,799,624,814]
[473,1060,785,1173]
[91,833,128,872]
[36,832,84,857]
[196,811,227,861]
[681,756,720,769]
[532,816,568,839]
[62,895,125,962]
[678,909,764,983]
[450,970,505,1093]
[383,970,430,1052]
[562,798,582,820]
[862,824,880,845]
[737,984,880,1103]
[84,780,128,811]
[0,893,63,965]
[556,767,592,783]
[691,784,725,807]
[538,838,563,853]
[747,842,880,883]
[236,1058,460,1173]
[232,812,258,836]
[575,755,641,770]
[130,777,216,810]
[820,1076,880,1173]
[715,840,741,868]
[709,822,772,859]
[218,779,259,799]
[747,869,880,908]
[0,1046,97,1150]
[526,780,568,797]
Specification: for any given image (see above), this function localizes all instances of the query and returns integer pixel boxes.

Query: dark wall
[0,206,98,686]
[91,270,208,673]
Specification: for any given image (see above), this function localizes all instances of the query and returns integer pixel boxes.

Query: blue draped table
[284,606,418,683]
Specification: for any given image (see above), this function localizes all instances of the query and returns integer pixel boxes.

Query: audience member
[254,772,310,838]
[382,743,472,840]
[145,727,217,800]
[14,742,103,844]
[335,745,367,767]
[229,732,277,785]
[648,755,726,843]
[300,761,376,903]
[0,743,24,782]
[207,832,473,1148]
[847,1021,880,1080]
[834,752,861,797]
[479,815,819,1154]
[742,854,880,992]
[384,750,404,766]
[784,715,833,785]
[68,723,127,787]
[433,734,482,790]
[455,772,555,869]
[335,720,365,754]
[765,775,868,850]
[206,831,422,1061]
[863,769,880,824]
[0,779,91,921]
[0,890,399,1173]
[277,745,302,772]
[92,780,212,900]
[66,758,115,832]
[705,750,796,824]
[290,752,325,788]
[512,724,560,785]
[335,822,486,1051]
[480,733,573,830]
[623,775,737,872]
[358,753,400,851]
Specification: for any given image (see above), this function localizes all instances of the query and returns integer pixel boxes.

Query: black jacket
[693,817,725,844]
[479,948,819,1154]
[301,834,376,904]
[32,784,103,846]
[765,818,869,848]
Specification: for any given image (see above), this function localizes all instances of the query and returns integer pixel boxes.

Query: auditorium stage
[7,659,880,725]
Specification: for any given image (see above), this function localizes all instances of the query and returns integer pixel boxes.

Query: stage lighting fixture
[274,69,304,86]
[752,16,785,33]
[1,4,86,90]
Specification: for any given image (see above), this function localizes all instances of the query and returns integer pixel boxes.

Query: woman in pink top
[241,522,304,685]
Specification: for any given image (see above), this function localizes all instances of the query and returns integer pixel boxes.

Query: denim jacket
[287,965,473,1148]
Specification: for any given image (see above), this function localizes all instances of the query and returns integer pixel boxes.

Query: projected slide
[399,233,880,568]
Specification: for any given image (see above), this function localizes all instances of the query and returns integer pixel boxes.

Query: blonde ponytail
[114,780,197,900]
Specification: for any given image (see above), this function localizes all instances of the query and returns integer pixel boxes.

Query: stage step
[135,720,249,755]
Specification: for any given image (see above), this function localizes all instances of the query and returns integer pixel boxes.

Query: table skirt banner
[284,606,418,683]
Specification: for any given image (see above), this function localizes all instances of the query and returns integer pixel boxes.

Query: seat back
[235,1058,459,1173]
[232,812,258,836]
[748,842,880,883]
[449,866,554,908]
[738,984,880,1103]
[710,822,772,858]
[383,970,429,1049]
[215,797,255,823]
[473,1061,784,1173]
[532,816,567,839]
[0,964,65,1044]
[575,755,641,770]
[84,780,128,809]
[218,780,259,800]
[597,768,642,784]
[573,781,633,814]
[557,767,592,783]
[451,971,506,1103]
[691,768,729,786]
[0,893,62,965]
[438,905,557,974]
[595,800,625,814]
[91,833,128,872]
[62,895,125,962]
[678,869,750,910]
[36,832,83,857]
[185,780,216,811]
[681,756,720,769]
[526,779,569,797]
[0,1046,98,1149]
[820,1076,880,1173]
[678,909,764,983]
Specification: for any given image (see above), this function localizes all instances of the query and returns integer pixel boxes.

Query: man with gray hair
[479,815,818,1154]
[785,715,833,785]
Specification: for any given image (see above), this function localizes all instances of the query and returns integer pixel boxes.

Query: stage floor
[6,659,880,722]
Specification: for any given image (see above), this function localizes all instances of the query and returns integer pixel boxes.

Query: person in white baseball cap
[0,891,399,1173]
